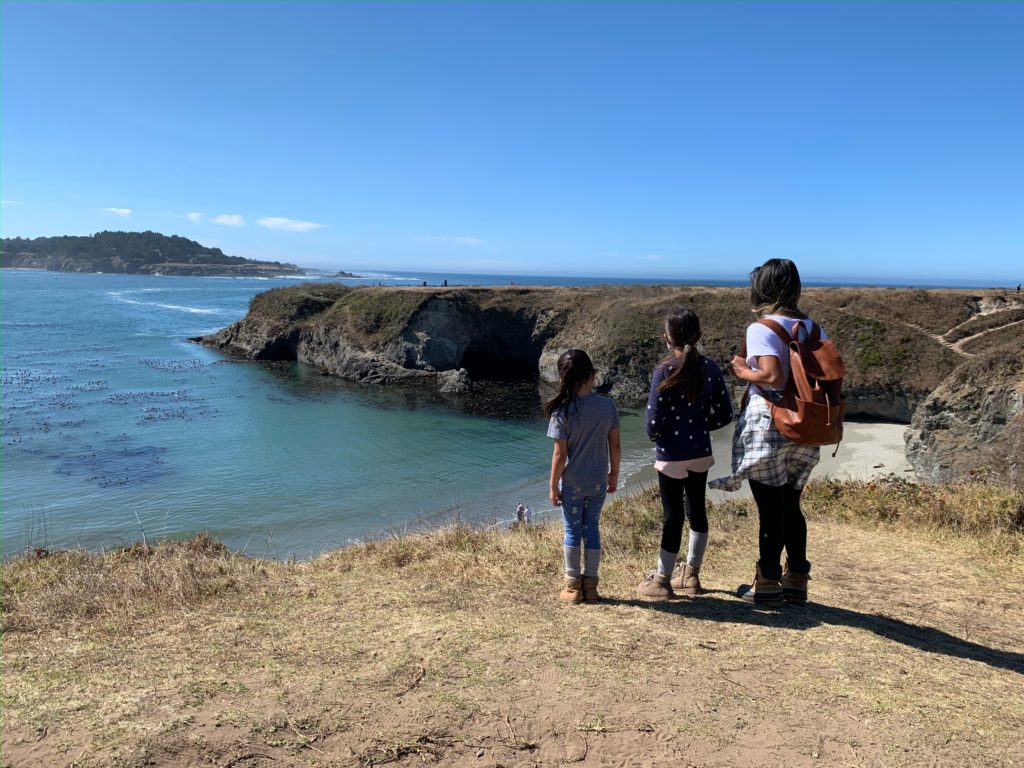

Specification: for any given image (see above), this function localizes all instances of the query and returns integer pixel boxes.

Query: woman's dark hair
[658,309,704,403]
[544,349,596,418]
[750,258,807,318]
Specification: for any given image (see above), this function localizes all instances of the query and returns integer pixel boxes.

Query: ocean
[1,269,699,559]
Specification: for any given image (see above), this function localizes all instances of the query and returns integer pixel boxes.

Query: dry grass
[3,481,1023,767]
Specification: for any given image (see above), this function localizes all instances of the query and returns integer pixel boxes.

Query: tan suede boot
[559,576,584,603]
[637,572,674,600]
[581,576,600,603]
[671,563,704,596]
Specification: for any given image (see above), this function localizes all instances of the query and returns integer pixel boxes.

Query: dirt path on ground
[3,509,1022,768]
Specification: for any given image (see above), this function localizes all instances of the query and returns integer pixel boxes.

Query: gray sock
[564,546,581,578]
[583,548,601,578]
[657,548,678,577]
[687,531,709,569]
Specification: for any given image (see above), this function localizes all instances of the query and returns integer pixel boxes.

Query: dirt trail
[4,509,1022,768]
[952,317,1024,354]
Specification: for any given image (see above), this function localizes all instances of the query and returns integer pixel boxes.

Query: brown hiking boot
[782,562,810,604]
[671,563,704,596]
[559,576,584,603]
[581,576,600,603]
[637,572,674,600]
[739,564,784,606]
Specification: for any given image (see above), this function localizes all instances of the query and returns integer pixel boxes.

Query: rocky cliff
[200,283,1024,434]
[904,334,1024,488]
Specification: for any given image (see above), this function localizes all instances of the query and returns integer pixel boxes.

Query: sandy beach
[629,420,913,500]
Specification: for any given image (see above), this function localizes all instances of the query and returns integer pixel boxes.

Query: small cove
[1,271,661,557]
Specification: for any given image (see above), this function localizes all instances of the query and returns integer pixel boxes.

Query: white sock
[563,546,581,578]
[687,531,709,569]
[583,548,601,578]
[656,548,678,577]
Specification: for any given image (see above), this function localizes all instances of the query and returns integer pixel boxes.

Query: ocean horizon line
[303,268,1018,292]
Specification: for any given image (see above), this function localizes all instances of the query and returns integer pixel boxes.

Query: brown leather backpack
[757,318,846,450]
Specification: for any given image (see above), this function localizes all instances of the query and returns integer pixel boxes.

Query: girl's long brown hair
[544,349,595,418]
[657,309,704,404]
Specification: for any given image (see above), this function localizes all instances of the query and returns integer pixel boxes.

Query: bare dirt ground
[3,485,1022,768]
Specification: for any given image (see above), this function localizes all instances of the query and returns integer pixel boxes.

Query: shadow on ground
[603,591,1024,675]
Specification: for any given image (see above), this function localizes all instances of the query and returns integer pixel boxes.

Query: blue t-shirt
[547,393,619,488]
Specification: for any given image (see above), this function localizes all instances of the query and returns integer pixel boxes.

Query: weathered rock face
[905,354,1024,487]
[200,282,1024,482]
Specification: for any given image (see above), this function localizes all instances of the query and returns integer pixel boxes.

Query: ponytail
[544,349,596,419]
[657,309,704,403]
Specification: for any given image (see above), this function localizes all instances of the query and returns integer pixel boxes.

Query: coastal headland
[200,282,1024,486]
[0,231,305,278]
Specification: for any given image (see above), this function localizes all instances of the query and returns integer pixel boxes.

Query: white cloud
[211,214,245,227]
[1,199,26,205]
[186,212,203,223]
[257,216,325,233]
[102,207,132,217]
[642,253,666,261]
[417,235,485,247]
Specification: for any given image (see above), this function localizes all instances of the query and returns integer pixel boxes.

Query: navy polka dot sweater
[645,356,733,461]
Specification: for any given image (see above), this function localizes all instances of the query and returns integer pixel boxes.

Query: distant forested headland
[0,231,304,277]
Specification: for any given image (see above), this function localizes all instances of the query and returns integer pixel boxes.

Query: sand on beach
[628,420,913,500]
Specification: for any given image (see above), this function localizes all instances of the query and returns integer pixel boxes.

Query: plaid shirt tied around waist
[708,392,820,492]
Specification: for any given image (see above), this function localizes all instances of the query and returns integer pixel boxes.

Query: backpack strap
[757,318,793,345]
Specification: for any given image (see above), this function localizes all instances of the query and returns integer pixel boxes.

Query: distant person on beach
[546,349,621,604]
[636,309,733,601]
[709,258,826,606]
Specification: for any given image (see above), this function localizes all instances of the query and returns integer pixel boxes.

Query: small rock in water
[437,368,472,394]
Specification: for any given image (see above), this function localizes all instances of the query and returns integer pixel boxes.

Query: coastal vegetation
[0,231,303,277]
[3,479,1022,766]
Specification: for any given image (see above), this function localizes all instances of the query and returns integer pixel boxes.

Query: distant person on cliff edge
[710,258,829,606]
[636,308,733,601]
[545,349,621,604]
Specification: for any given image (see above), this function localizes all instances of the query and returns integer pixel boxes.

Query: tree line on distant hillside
[0,231,298,273]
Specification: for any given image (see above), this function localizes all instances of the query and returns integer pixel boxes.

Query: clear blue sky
[2,1,1021,283]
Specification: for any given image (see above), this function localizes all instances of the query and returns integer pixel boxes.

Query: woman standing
[710,259,827,606]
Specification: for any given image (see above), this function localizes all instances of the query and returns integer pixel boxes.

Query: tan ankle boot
[637,572,674,600]
[581,576,600,603]
[559,576,583,603]
[671,563,704,596]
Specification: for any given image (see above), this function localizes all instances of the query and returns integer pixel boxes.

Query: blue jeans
[561,482,607,550]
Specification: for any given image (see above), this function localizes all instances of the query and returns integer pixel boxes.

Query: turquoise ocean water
[1,269,692,558]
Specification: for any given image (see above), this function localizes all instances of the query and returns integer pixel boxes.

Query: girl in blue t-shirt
[545,349,621,605]
[637,309,733,601]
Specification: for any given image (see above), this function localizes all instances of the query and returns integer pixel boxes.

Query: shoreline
[625,420,912,502]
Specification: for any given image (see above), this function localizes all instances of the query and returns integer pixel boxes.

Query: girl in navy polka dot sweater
[637,309,733,600]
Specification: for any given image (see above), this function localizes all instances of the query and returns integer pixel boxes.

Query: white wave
[107,291,232,315]
[154,303,230,315]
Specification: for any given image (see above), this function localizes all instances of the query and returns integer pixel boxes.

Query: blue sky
[1,2,1021,283]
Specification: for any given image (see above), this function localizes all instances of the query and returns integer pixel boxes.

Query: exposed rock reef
[200,283,1024,486]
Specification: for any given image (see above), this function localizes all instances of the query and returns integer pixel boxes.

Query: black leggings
[657,470,708,555]
[749,479,810,579]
